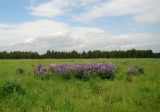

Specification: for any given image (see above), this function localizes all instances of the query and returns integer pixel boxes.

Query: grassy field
[0,59,160,112]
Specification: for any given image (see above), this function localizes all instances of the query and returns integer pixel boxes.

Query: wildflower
[127,66,137,75]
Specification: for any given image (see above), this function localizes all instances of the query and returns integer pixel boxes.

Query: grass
[0,59,160,112]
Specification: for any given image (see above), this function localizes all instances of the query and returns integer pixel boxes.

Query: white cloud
[0,19,70,46]
[27,0,79,17]
[27,0,66,17]
[3,36,81,52]
[0,19,111,52]
[0,19,159,52]
[27,0,160,24]
[78,0,160,24]
[27,0,105,18]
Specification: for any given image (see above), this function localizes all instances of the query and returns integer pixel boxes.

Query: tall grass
[0,59,159,112]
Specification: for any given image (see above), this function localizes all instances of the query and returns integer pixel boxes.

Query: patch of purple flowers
[127,65,144,75]
[34,64,48,76]
[35,63,115,80]
[96,63,114,73]
[48,63,114,75]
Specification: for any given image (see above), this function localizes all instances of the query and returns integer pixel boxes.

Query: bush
[1,79,26,97]
[16,67,24,74]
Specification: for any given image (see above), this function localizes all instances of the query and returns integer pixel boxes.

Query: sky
[0,0,160,53]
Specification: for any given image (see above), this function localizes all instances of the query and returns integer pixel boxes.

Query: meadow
[0,59,159,112]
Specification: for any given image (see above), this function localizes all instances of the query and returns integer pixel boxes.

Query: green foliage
[1,79,26,97]
[60,73,73,80]
[63,98,75,112]
[16,67,24,74]
[38,72,53,80]
[74,73,92,81]
[126,73,134,82]
[0,59,159,112]
[0,49,159,59]
[98,72,114,80]
[137,65,144,73]
[127,65,144,82]
[127,65,144,75]
[90,80,103,95]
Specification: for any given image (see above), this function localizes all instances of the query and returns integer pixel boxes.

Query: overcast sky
[0,0,160,53]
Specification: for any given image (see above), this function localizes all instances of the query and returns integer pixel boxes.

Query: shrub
[1,79,26,97]
[16,67,24,74]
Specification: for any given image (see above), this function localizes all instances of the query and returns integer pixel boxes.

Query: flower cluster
[127,65,144,75]
[34,64,48,76]
[35,63,115,80]
[48,63,114,74]
[127,66,137,75]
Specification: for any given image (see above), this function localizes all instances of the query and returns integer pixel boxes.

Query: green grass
[0,59,160,112]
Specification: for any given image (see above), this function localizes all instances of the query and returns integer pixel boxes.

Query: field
[0,59,160,112]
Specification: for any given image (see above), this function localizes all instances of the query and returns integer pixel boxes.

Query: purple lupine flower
[48,64,56,72]
[48,63,114,75]
[127,66,137,75]
[35,64,42,74]
[96,63,114,73]
[36,63,115,80]
[35,64,49,76]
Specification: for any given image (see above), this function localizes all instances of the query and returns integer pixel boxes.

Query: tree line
[0,49,160,59]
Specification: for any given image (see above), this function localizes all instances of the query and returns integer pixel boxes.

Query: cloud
[27,0,105,18]
[0,19,159,52]
[3,36,81,52]
[111,33,160,51]
[26,0,160,24]
[77,0,160,24]
[27,0,66,17]
[2,32,160,52]
[0,19,111,52]
[0,19,70,46]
